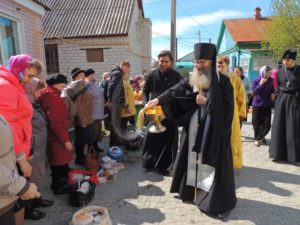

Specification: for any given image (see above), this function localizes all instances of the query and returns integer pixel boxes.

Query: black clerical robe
[270,65,300,162]
[142,68,182,173]
[158,75,236,215]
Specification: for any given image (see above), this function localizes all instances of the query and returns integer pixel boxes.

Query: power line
[152,31,193,47]
[176,37,212,39]
[153,30,195,45]
[176,1,216,40]
[144,0,170,5]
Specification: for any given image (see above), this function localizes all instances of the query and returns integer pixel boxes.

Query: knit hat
[85,69,95,77]
[46,74,68,85]
[71,67,85,79]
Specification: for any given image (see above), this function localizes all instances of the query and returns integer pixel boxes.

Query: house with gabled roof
[39,0,151,80]
[0,0,49,67]
[216,7,277,83]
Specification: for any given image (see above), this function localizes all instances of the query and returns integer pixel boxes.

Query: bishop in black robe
[146,43,236,217]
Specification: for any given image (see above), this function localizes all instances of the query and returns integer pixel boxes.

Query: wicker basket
[70,206,112,225]
[85,146,100,172]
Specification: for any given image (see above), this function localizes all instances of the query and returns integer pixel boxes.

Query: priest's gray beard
[189,67,212,90]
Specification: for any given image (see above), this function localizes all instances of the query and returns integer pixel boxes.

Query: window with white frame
[0,15,21,65]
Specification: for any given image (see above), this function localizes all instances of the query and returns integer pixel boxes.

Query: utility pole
[176,37,178,61]
[197,30,201,43]
[171,0,176,65]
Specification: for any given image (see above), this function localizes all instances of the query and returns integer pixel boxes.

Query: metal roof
[39,0,139,38]
[32,0,51,10]
[224,17,272,43]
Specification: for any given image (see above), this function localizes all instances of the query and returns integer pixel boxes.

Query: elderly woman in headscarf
[61,79,87,132]
[70,68,94,165]
[37,74,72,195]
[251,65,275,147]
[0,54,43,223]
[0,55,43,176]
[24,78,54,220]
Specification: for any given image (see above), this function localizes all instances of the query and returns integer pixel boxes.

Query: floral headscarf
[8,54,33,82]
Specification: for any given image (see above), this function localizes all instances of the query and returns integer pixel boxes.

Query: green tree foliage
[263,0,300,58]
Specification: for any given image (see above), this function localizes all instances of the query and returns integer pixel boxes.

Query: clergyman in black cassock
[146,43,236,218]
[142,50,182,174]
[270,48,300,163]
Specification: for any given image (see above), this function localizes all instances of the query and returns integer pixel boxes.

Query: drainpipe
[234,44,240,66]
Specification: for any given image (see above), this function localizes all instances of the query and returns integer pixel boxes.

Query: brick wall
[127,2,152,76]
[45,37,131,82]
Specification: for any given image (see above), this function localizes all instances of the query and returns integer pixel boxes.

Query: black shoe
[157,169,170,176]
[24,209,46,220]
[53,184,70,195]
[32,198,54,208]
[261,137,267,145]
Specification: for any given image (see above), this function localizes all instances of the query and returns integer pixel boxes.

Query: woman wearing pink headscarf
[0,54,43,223]
[0,55,43,175]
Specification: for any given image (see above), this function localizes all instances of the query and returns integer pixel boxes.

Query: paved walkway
[26,117,300,225]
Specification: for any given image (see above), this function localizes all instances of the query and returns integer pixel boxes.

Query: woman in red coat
[0,54,43,223]
[37,74,72,195]
[0,55,43,177]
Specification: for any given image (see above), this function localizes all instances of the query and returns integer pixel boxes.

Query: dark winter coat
[30,103,48,163]
[108,67,125,104]
[37,86,72,166]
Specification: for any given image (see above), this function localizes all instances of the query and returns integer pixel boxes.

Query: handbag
[85,146,101,172]
[69,180,96,207]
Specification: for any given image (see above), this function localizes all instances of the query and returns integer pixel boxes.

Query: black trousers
[50,164,70,191]
[120,116,134,132]
[75,125,93,160]
[0,208,16,225]
[252,106,272,140]
[104,107,111,131]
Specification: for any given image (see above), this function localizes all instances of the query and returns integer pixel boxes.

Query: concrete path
[26,117,300,225]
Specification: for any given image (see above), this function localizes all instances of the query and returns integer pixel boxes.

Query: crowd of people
[0,44,299,224]
[0,56,147,224]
